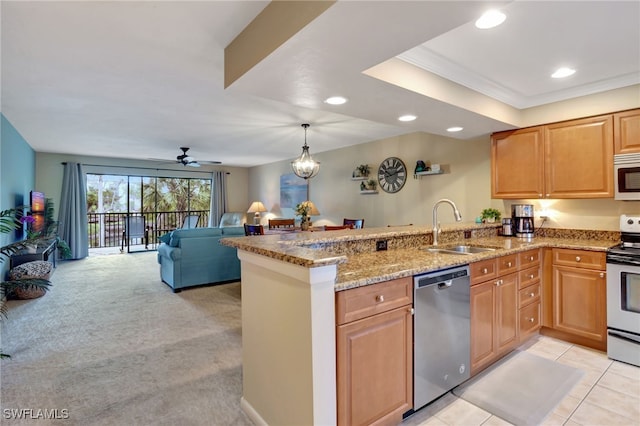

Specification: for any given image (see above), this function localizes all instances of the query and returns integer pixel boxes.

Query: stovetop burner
[608,215,640,265]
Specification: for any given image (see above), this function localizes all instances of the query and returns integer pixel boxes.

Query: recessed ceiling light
[325,96,347,105]
[398,115,417,122]
[447,126,464,132]
[475,10,506,29]
[551,67,576,79]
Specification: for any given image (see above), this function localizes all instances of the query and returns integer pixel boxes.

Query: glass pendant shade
[291,123,320,179]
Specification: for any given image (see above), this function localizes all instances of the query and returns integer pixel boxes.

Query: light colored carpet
[0,251,252,425]
[453,350,584,426]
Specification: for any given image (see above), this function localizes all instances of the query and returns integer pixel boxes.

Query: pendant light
[291,123,320,179]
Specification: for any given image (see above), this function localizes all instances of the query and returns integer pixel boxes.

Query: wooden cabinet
[547,248,607,351]
[491,114,614,199]
[544,115,613,198]
[470,255,519,375]
[517,250,541,340]
[336,277,412,426]
[491,127,545,199]
[614,109,640,154]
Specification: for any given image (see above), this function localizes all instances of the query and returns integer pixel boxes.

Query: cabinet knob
[529,256,534,261]
[576,256,581,262]
[482,268,488,274]
[376,295,384,303]
[600,272,605,278]
[529,317,535,323]
[495,279,502,286]
[530,292,535,297]
[507,262,512,267]
[529,274,534,279]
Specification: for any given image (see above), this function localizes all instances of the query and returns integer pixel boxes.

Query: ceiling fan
[153,147,222,167]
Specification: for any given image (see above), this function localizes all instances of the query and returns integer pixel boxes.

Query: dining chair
[343,218,364,229]
[244,223,265,236]
[324,225,353,231]
[268,218,295,229]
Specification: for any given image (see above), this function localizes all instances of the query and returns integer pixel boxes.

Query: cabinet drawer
[518,249,540,268]
[470,259,497,285]
[518,282,540,308]
[497,254,518,275]
[553,248,606,270]
[519,266,541,289]
[519,301,541,336]
[336,277,412,325]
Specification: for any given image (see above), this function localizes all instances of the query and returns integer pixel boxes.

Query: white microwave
[615,153,640,201]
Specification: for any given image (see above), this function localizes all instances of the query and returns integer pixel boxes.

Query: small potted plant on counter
[480,208,502,223]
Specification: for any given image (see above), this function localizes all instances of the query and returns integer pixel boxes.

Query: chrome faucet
[432,199,462,245]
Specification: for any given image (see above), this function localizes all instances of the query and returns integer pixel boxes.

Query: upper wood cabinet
[491,127,545,199]
[492,114,614,199]
[614,109,640,154]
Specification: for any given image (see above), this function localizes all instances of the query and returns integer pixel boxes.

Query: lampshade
[304,200,320,216]
[247,201,267,225]
[291,123,320,179]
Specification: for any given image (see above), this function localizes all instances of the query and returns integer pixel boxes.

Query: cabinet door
[491,127,545,198]
[614,109,640,154]
[470,280,496,374]
[336,306,412,426]
[552,265,607,343]
[496,273,519,354]
[544,115,614,198]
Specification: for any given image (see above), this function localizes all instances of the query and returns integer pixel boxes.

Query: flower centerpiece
[295,201,314,231]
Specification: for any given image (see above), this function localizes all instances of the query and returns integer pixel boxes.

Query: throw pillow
[159,232,172,244]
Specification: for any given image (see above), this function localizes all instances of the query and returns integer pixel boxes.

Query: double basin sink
[424,245,498,256]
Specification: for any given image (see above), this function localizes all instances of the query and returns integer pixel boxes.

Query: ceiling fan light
[475,10,506,29]
[291,124,320,179]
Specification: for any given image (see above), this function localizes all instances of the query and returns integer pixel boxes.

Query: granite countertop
[220,224,619,291]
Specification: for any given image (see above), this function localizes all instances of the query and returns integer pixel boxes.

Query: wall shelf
[351,176,369,181]
[359,190,378,195]
[414,170,444,178]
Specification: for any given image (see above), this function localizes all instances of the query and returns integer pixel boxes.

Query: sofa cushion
[221,227,245,236]
[158,232,172,244]
[169,227,222,247]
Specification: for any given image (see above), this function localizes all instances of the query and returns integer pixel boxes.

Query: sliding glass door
[87,174,211,250]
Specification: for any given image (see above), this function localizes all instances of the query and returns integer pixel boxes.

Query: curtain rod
[60,162,230,175]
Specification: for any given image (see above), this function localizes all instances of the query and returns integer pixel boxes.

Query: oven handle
[608,330,640,345]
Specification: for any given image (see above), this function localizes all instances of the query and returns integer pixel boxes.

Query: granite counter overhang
[220,225,619,292]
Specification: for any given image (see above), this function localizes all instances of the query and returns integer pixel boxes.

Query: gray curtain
[208,171,228,227]
[58,162,88,259]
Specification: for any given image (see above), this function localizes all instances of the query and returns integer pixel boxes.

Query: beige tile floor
[404,335,640,426]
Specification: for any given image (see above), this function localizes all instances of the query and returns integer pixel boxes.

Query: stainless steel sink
[424,245,497,255]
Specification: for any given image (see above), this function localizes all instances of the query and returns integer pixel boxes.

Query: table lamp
[247,201,267,225]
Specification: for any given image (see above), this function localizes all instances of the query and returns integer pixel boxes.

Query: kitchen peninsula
[221,225,617,426]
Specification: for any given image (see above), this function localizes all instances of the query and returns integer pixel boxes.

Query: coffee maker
[511,204,535,239]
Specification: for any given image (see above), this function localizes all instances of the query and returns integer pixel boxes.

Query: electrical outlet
[376,240,388,251]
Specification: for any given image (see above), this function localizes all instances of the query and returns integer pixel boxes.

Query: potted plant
[365,179,377,191]
[356,164,370,177]
[295,201,313,231]
[480,208,502,223]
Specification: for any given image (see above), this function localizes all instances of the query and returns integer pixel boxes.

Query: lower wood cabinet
[336,277,413,426]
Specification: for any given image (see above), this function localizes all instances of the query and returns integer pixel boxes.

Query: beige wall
[249,132,639,231]
[35,152,249,219]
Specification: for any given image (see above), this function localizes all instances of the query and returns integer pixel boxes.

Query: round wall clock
[377,157,407,193]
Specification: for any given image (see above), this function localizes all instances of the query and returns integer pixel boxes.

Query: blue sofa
[156,227,245,292]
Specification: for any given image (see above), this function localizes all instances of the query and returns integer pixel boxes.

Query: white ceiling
[2,1,639,168]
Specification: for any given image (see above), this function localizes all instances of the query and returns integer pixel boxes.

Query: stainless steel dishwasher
[413,264,471,410]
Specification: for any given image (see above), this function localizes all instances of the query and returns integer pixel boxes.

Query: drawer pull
[529,317,535,323]
[529,292,535,297]
[375,295,384,303]
[576,256,581,262]
[482,268,488,274]
[529,256,534,261]
[506,261,512,267]
[529,274,534,279]
[495,279,502,286]
[600,272,605,278]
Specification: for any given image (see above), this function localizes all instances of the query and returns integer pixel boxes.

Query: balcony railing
[87,210,210,248]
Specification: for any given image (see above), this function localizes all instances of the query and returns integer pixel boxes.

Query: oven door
[607,262,640,334]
